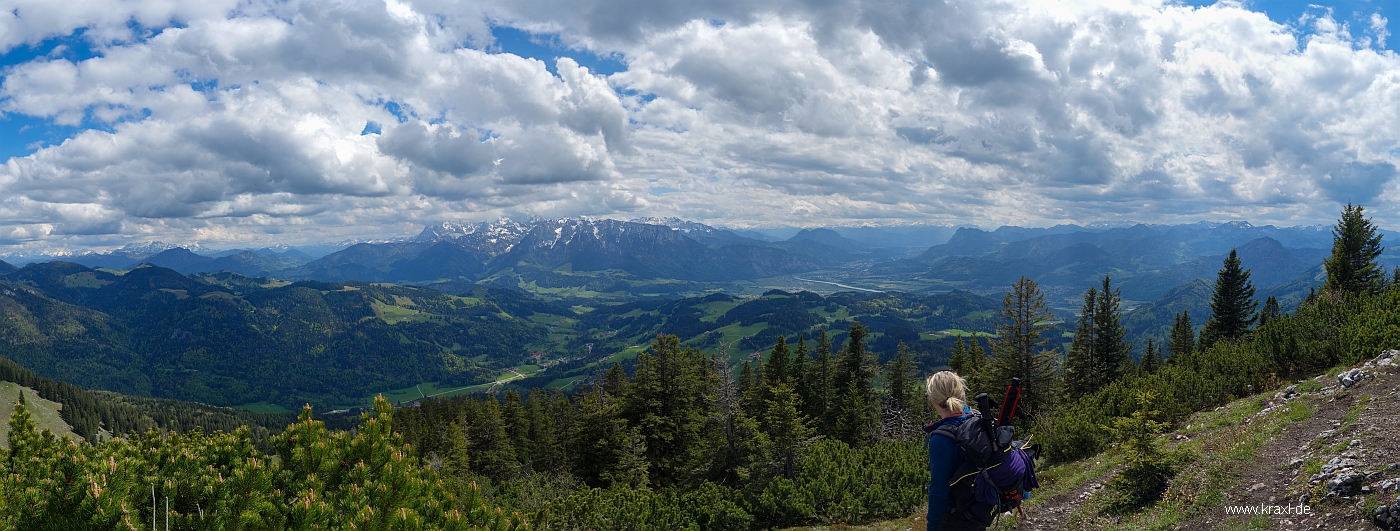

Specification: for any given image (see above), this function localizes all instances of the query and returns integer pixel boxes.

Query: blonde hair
[925,371,968,414]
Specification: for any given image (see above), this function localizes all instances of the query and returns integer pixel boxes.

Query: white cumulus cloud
[0,0,1397,250]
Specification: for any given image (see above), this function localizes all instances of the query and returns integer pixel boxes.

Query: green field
[370,300,424,324]
[0,381,80,447]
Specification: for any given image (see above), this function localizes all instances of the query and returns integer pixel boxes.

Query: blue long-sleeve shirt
[926,413,972,530]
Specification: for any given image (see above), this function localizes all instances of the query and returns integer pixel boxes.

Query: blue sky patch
[489,26,626,76]
[1183,0,1396,51]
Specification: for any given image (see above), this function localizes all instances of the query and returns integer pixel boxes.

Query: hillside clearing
[0,381,80,447]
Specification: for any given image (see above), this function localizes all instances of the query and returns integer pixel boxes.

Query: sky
[0,0,1398,252]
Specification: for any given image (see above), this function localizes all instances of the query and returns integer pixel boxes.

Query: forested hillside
[0,264,546,409]
[0,256,1006,412]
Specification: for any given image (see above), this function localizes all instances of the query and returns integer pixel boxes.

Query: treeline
[0,396,527,530]
[392,327,934,529]
[0,352,294,444]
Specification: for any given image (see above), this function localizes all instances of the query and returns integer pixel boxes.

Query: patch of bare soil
[1204,351,1400,531]
[1009,463,1122,531]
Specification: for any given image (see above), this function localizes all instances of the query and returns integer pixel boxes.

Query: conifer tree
[624,334,714,488]
[812,330,835,430]
[763,382,814,479]
[764,335,791,389]
[1324,202,1385,294]
[961,336,990,397]
[1093,276,1132,381]
[885,342,916,415]
[1139,338,1160,375]
[1200,249,1257,349]
[1166,311,1195,363]
[1064,287,1099,400]
[884,342,924,436]
[986,277,1061,419]
[570,382,630,487]
[948,336,969,373]
[738,361,763,420]
[1258,296,1281,327]
[467,396,518,482]
[525,388,562,473]
[790,337,811,414]
[705,354,767,487]
[832,322,877,447]
[501,389,529,465]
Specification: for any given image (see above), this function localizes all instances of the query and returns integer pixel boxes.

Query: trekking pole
[998,377,1022,427]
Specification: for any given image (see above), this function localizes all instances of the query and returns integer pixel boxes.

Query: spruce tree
[763,382,814,479]
[1064,287,1099,400]
[831,322,877,447]
[467,396,518,482]
[1324,202,1385,294]
[1200,249,1257,349]
[812,330,835,431]
[963,336,989,397]
[1093,276,1132,381]
[1139,338,1160,375]
[791,336,810,405]
[884,342,922,436]
[1258,296,1281,327]
[764,335,791,389]
[1166,311,1195,362]
[885,342,916,415]
[986,277,1061,420]
[525,389,562,473]
[948,336,969,373]
[738,361,763,420]
[622,334,714,488]
[501,389,529,465]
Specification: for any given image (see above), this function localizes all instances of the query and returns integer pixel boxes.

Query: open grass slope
[0,381,80,447]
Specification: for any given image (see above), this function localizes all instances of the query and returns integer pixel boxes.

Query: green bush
[1101,392,1178,514]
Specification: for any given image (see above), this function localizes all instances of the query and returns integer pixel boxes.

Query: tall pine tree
[1064,287,1099,400]
[1258,296,1281,327]
[986,277,1061,420]
[832,322,877,447]
[764,335,791,390]
[1200,249,1257,349]
[1166,311,1195,363]
[1139,338,1161,375]
[1324,202,1385,294]
[622,334,714,488]
[1092,276,1132,381]
[812,330,835,432]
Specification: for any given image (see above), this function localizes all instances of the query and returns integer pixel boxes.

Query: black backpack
[930,389,1041,527]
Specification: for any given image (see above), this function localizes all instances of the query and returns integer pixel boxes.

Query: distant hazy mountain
[831,225,959,249]
[280,218,849,286]
[1116,237,1326,300]
[881,222,1336,300]
[188,250,312,277]
[787,228,868,251]
[145,248,215,271]
[490,218,825,281]
[0,259,14,275]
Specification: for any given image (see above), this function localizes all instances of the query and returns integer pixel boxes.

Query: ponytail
[926,371,968,414]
